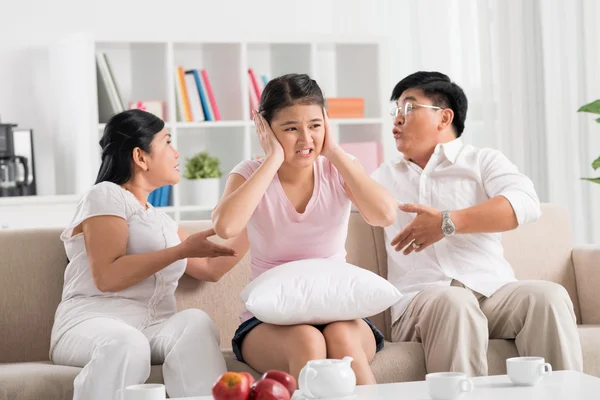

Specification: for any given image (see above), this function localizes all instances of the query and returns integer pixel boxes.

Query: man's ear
[132,147,149,172]
[439,108,454,131]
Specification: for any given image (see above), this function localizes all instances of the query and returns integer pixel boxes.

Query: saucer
[291,391,357,400]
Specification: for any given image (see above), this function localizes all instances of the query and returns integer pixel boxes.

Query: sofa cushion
[0,353,263,400]
[501,204,581,323]
[0,229,67,363]
[369,341,426,383]
[0,362,79,400]
[3,328,597,400]
[345,212,390,338]
[579,325,600,377]
[177,221,251,349]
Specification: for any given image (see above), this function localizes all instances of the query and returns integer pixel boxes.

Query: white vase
[188,178,220,208]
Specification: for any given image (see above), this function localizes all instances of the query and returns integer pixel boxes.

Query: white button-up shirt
[371,139,542,323]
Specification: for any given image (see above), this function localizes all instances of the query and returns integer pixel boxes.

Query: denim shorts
[231,317,385,362]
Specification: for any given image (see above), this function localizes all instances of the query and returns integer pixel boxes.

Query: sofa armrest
[573,245,600,324]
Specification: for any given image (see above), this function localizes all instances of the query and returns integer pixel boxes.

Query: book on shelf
[340,141,382,175]
[326,98,365,118]
[184,71,206,121]
[175,67,219,122]
[248,69,268,117]
[261,75,269,87]
[248,68,262,100]
[96,52,125,122]
[248,69,260,116]
[149,185,172,207]
[200,69,220,121]
[187,69,212,121]
[175,67,193,122]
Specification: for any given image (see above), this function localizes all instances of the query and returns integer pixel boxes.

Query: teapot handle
[300,364,317,399]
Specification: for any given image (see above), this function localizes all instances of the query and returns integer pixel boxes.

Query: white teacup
[426,372,474,400]
[116,383,166,400]
[506,356,552,386]
[298,356,356,399]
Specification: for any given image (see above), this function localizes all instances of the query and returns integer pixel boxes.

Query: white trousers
[391,280,583,376]
[52,309,227,400]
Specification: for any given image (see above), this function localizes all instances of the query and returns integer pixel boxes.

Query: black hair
[258,73,325,123]
[391,71,468,137]
[95,109,165,185]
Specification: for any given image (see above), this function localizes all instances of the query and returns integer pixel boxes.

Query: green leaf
[183,151,222,179]
[581,177,600,184]
[593,156,600,171]
[578,99,600,114]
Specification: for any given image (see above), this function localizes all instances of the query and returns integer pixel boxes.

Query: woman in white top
[50,109,238,400]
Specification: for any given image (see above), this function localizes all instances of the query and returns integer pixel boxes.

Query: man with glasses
[371,71,582,376]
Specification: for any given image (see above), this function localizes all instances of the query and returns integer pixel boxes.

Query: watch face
[442,223,455,236]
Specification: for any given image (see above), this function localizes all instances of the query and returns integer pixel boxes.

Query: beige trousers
[391,280,583,376]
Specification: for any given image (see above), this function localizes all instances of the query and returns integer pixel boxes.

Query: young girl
[211,73,397,384]
[50,110,237,400]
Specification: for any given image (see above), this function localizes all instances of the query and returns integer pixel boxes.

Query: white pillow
[240,258,403,325]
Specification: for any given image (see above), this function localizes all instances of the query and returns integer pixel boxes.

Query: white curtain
[384,0,600,244]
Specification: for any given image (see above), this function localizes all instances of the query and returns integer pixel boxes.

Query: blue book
[157,186,165,206]
[148,189,156,206]
[188,69,212,121]
[160,186,170,207]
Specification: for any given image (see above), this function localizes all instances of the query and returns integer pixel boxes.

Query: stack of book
[176,67,221,122]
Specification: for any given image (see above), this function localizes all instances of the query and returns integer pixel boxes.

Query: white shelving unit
[50,36,389,223]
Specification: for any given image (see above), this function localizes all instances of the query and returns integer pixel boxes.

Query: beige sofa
[1,204,599,399]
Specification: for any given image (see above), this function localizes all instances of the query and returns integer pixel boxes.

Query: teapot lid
[307,357,353,367]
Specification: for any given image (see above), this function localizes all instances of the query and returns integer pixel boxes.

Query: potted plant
[182,151,222,207]
[578,99,600,184]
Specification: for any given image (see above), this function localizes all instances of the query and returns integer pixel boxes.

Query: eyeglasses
[389,102,443,118]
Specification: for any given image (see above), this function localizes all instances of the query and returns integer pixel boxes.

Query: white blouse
[50,181,187,358]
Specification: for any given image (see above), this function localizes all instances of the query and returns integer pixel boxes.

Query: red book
[201,69,221,121]
[248,68,262,101]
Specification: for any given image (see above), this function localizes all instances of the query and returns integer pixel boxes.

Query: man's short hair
[391,71,468,137]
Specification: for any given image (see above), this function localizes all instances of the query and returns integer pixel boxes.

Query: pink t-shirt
[230,156,352,322]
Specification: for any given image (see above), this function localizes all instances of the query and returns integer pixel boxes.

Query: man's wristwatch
[441,210,456,236]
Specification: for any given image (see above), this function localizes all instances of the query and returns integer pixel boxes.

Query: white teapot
[298,356,356,399]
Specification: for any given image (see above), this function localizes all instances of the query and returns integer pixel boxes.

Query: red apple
[240,372,256,387]
[212,372,250,400]
[261,370,297,397]
[250,378,290,400]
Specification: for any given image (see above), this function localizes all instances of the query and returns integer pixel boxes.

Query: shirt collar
[438,138,463,164]
[396,138,464,166]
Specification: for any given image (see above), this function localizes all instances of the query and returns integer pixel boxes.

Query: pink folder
[340,141,383,175]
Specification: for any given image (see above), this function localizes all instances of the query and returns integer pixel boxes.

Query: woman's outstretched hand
[178,228,237,259]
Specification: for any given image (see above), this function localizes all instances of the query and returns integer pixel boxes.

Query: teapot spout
[342,356,354,365]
